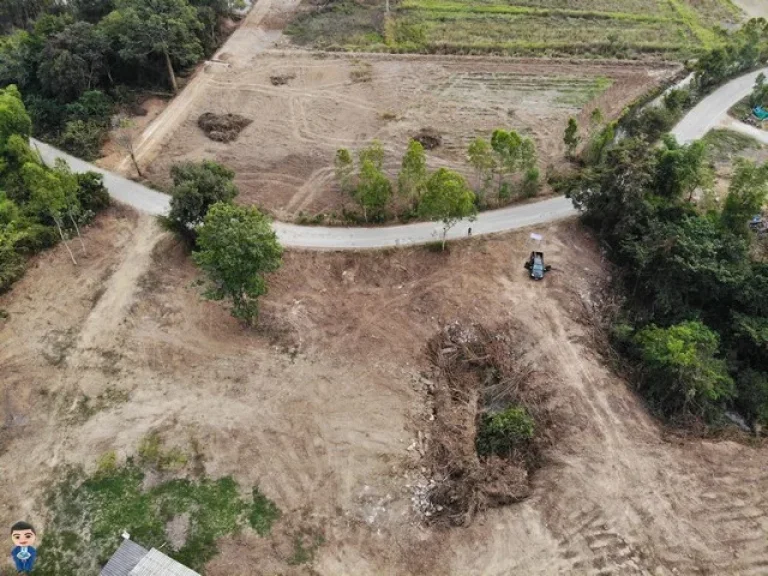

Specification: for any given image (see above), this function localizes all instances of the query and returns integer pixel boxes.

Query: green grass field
[286,0,742,58]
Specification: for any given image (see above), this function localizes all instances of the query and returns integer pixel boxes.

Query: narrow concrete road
[717,114,768,145]
[671,67,768,143]
[34,137,575,249]
[34,67,766,249]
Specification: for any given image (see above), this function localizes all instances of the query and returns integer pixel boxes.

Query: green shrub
[76,171,111,212]
[735,370,768,428]
[0,245,26,292]
[12,223,58,253]
[521,167,541,198]
[634,321,735,421]
[59,119,106,160]
[476,405,535,457]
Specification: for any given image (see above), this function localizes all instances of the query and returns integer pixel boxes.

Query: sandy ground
[2,210,768,575]
[144,53,675,220]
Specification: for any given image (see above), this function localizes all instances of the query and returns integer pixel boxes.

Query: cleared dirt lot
[2,210,768,575]
[145,54,676,220]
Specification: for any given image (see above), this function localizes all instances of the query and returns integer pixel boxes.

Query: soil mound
[197,112,252,143]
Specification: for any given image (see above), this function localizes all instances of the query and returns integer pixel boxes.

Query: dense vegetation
[563,128,768,428]
[0,0,241,159]
[0,84,109,294]
[286,0,739,58]
[35,438,280,575]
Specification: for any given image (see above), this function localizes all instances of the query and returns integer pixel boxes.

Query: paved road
[33,67,766,249]
[717,114,768,145]
[33,137,575,249]
[671,67,768,144]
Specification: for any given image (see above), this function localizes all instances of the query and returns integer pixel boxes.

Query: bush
[476,405,535,457]
[65,90,113,126]
[59,119,106,160]
[0,245,26,292]
[521,167,541,198]
[624,106,675,142]
[12,223,58,253]
[76,171,110,212]
[634,321,735,421]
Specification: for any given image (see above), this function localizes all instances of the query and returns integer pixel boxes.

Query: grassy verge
[702,128,763,163]
[34,444,280,575]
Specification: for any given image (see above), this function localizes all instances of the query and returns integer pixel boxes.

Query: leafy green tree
[634,321,734,420]
[358,139,385,170]
[0,84,31,149]
[355,159,391,222]
[0,31,39,91]
[489,128,536,199]
[467,137,495,200]
[334,148,354,196]
[418,168,475,250]
[521,167,541,198]
[37,22,110,102]
[589,107,603,128]
[22,158,81,263]
[103,0,203,93]
[397,139,426,207]
[563,117,580,159]
[721,159,768,237]
[583,120,616,164]
[192,202,282,325]
[655,136,713,201]
[735,370,768,428]
[71,0,116,22]
[167,160,239,239]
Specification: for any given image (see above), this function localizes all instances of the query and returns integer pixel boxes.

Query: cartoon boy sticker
[10,522,37,573]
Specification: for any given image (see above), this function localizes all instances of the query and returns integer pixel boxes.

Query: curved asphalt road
[32,138,575,249]
[32,67,764,249]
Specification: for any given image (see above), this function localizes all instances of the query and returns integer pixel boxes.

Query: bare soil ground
[145,53,675,220]
[731,0,768,19]
[3,210,768,575]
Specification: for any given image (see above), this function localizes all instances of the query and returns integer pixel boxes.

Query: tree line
[0,84,110,293]
[334,129,540,247]
[0,0,240,159]
[560,114,768,428]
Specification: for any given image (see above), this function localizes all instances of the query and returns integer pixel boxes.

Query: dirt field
[3,209,768,575]
[144,53,675,220]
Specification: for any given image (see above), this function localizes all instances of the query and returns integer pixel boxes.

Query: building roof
[100,539,149,576]
[100,539,201,576]
[129,549,201,576]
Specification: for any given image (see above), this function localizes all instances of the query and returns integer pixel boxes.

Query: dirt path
[121,0,302,172]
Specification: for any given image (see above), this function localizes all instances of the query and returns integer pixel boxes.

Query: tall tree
[358,139,385,170]
[397,139,426,207]
[655,136,713,201]
[103,0,203,93]
[563,117,580,160]
[334,148,354,196]
[466,137,495,200]
[192,202,283,325]
[355,159,391,222]
[37,22,110,102]
[418,168,475,250]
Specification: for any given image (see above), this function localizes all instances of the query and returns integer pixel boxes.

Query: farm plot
[145,54,675,220]
[286,0,742,58]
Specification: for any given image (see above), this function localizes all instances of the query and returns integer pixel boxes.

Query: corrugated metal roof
[128,549,201,576]
[100,539,149,576]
